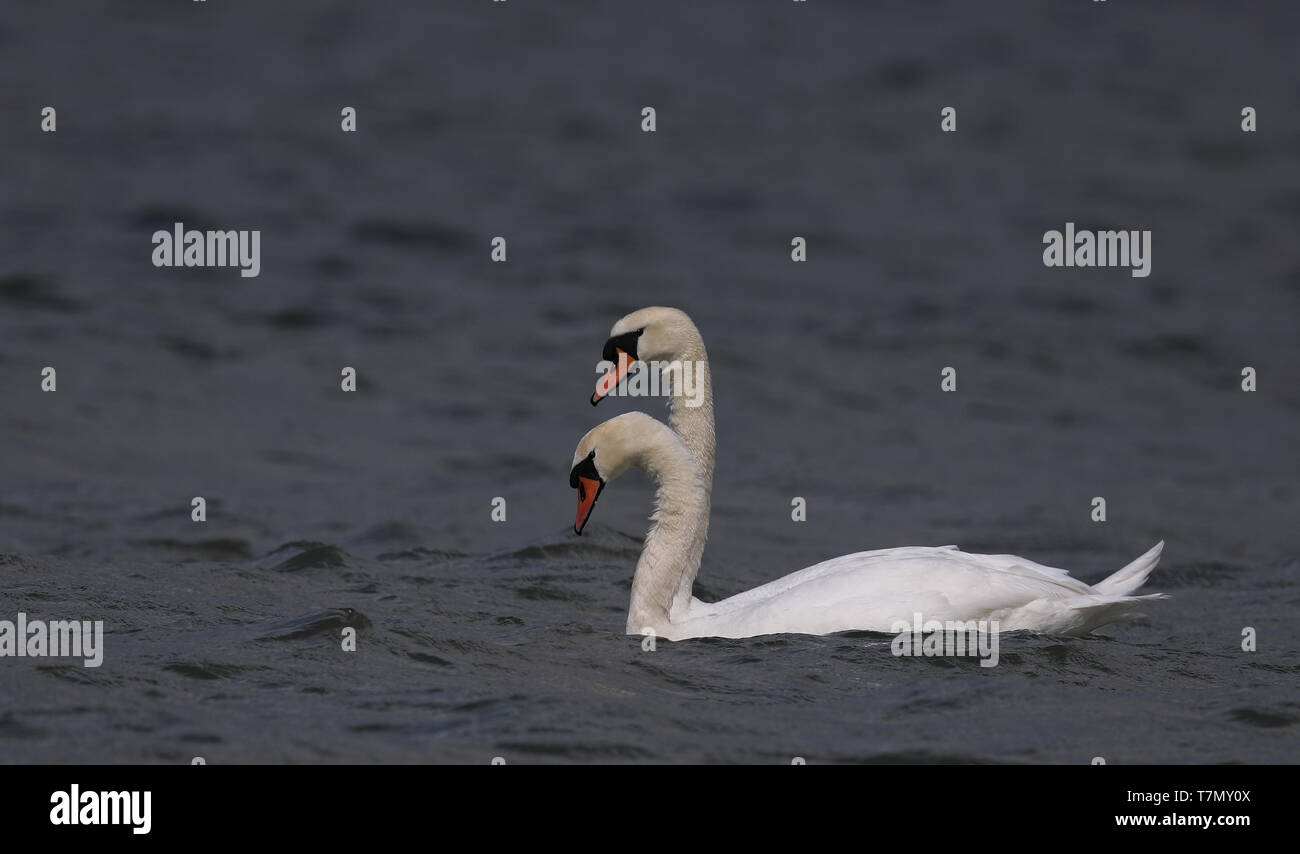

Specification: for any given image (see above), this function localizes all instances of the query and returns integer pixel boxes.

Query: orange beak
[574,475,604,535]
[590,350,635,406]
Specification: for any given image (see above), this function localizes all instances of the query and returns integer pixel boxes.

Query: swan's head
[590,306,701,405]
[569,412,664,535]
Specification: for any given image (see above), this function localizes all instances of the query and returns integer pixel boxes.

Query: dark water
[1,2,1298,763]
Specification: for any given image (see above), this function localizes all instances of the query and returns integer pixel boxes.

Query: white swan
[569,412,1165,641]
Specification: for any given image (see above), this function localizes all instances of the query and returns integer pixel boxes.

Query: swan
[569,411,1166,641]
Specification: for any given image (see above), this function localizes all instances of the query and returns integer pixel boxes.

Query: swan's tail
[1060,590,1167,636]
[1092,540,1164,595]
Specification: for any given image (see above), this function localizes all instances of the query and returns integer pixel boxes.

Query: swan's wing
[962,551,1093,593]
[705,545,960,610]
[684,546,1095,637]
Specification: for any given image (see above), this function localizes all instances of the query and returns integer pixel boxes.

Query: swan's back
[673,544,1163,639]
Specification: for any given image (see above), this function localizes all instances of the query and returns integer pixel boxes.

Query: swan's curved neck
[663,336,715,497]
[626,429,709,636]
[661,335,714,613]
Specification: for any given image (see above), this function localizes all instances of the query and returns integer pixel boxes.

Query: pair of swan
[570,307,1165,641]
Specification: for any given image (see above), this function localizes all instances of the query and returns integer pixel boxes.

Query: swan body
[670,541,1165,640]
[570,411,1165,641]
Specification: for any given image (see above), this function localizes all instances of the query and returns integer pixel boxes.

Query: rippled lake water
[1,1,1297,763]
